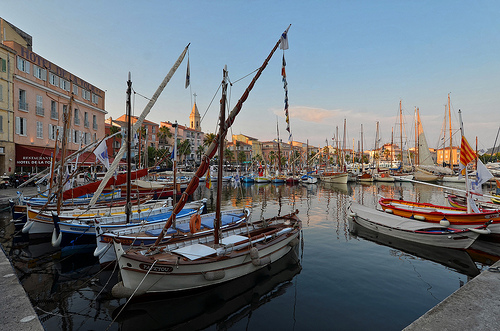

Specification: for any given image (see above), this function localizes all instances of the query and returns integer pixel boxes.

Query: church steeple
[189,93,201,131]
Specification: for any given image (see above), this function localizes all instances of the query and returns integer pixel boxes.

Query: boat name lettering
[139,264,173,273]
[485,213,500,219]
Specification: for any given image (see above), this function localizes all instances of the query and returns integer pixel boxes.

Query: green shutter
[1,58,6,72]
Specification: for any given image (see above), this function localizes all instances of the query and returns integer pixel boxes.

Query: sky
[3,0,500,153]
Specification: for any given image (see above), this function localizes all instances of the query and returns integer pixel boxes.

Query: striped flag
[458,135,476,178]
[185,58,190,89]
[205,167,211,189]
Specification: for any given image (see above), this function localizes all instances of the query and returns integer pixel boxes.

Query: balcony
[84,120,89,128]
[93,123,98,130]
[74,118,80,126]
[18,101,29,111]
[36,106,45,116]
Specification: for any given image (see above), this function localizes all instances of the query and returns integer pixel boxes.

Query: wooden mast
[215,66,228,245]
[448,93,453,169]
[56,96,72,214]
[126,73,132,224]
[399,100,403,168]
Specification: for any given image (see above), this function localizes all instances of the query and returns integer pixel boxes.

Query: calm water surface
[1,181,499,331]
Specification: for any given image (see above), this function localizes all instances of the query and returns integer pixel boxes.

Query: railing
[84,120,89,128]
[74,118,80,125]
[36,106,44,116]
[18,101,29,111]
[93,123,98,130]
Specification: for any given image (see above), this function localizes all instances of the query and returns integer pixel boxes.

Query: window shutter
[26,62,30,74]
[42,69,47,81]
[1,58,6,72]
[15,117,20,134]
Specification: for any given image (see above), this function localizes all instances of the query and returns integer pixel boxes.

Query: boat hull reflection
[113,246,302,331]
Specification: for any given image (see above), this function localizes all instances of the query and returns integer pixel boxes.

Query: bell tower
[189,93,201,131]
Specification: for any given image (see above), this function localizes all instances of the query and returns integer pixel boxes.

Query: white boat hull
[349,203,480,249]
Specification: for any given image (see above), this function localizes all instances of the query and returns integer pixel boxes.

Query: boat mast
[215,66,228,245]
[172,121,178,206]
[126,73,132,224]
[458,109,471,213]
[448,93,453,169]
[360,124,364,170]
[56,96,72,214]
[343,118,347,172]
[399,100,403,167]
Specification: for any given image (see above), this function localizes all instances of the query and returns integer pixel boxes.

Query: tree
[178,139,191,163]
[269,151,276,166]
[204,133,216,147]
[197,145,205,162]
[224,148,234,164]
[237,151,246,165]
[158,126,172,145]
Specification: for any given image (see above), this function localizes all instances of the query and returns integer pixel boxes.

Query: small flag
[458,135,476,178]
[280,26,290,50]
[185,58,190,89]
[474,158,493,186]
[94,140,110,169]
[281,55,286,77]
[170,145,175,159]
[206,167,211,189]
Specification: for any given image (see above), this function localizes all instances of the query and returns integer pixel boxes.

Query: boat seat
[201,213,244,229]
[145,228,176,236]
[175,222,205,233]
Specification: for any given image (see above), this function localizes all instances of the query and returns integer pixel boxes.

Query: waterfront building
[1,18,106,173]
[0,42,16,174]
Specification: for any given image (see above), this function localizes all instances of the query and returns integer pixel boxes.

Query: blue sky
[3,0,500,152]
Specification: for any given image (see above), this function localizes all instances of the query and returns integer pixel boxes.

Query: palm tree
[158,126,172,146]
[178,139,191,164]
[224,148,234,164]
[237,151,246,165]
[197,145,205,163]
[203,133,216,147]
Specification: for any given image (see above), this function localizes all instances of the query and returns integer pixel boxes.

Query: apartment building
[1,18,106,173]
[0,43,15,174]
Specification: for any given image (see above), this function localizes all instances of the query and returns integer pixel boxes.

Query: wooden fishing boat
[94,207,248,265]
[111,27,302,297]
[320,171,348,184]
[378,197,500,234]
[349,202,489,249]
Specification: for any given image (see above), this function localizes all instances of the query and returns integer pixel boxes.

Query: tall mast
[56,96,72,214]
[399,100,403,167]
[126,73,132,224]
[448,93,453,169]
[343,118,347,171]
[361,124,364,169]
[215,66,228,245]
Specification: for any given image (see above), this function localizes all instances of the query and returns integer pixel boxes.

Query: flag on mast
[458,135,476,178]
[206,167,211,189]
[94,140,110,170]
[280,26,290,50]
[185,58,190,88]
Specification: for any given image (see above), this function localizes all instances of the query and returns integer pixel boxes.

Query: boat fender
[250,247,260,260]
[203,270,225,281]
[288,238,300,247]
[189,214,201,233]
[413,215,426,221]
[94,244,109,257]
[385,209,393,214]
[252,256,271,266]
[439,218,450,227]
[51,228,62,248]
[469,228,491,235]
[349,212,357,217]
[22,220,34,233]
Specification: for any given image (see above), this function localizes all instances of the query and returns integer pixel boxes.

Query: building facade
[0,42,15,174]
[1,18,106,173]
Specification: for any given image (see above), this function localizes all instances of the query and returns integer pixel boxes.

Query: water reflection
[113,247,301,331]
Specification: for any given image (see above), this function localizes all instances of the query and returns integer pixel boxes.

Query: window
[60,78,70,91]
[92,114,97,130]
[84,112,89,128]
[84,132,90,144]
[152,134,156,141]
[18,89,28,111]
[93,133,96,142]
[48,124,57,140]
[73,84,78,95]
[49,73,59,86]
[15,117,27,136]
[33,65,47,80]
[36,121,43,139]
[1,57,6,72]
[0,115,3,133]
[36,95,44,116]
[0,84,2,102]
[74,130,80,144]
[74,108,80,125]
[51,101,58,119]
[17,57,30,73]
[152,126,156,134]
[82,89,90,101]
[57,125,63,141]
[92,93,99,104]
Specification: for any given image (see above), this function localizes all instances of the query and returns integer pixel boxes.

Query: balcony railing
[18,101,29,111]
[36,106,45,116]
[74,118,80,125]
[84,120,89,128]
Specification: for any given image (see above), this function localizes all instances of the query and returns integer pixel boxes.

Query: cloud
[273,106,348,123]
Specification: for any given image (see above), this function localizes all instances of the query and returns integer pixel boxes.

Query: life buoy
[189,214,201,233]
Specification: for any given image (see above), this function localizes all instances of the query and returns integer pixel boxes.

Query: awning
[15,144,104,167]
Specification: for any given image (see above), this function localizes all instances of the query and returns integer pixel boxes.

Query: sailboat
[271,119,287,183]
[413,107,441,182]
[111,28,302,296]
[372,121,395,182]
[321,119,348,184]
[390,100,414,181]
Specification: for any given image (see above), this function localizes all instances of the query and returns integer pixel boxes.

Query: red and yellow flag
[459,135,476,176]
[205,167,211,189]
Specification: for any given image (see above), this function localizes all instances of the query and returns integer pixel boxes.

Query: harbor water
[1,181,499,330]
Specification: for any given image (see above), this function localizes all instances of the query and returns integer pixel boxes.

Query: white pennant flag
[94,140,110,170]
[475,158,493,186]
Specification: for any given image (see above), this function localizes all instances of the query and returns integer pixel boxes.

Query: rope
[106,260,158,330]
